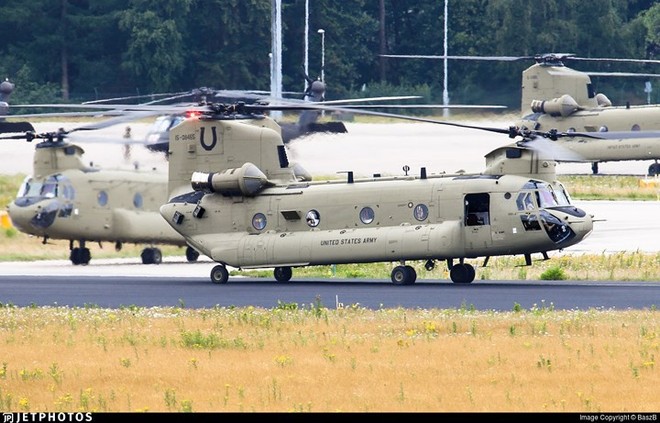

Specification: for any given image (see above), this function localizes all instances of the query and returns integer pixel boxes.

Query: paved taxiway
[1,270,658,311]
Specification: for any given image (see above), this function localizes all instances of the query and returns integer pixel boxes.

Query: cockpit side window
[516,192,536,211]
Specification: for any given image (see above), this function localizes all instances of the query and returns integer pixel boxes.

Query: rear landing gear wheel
[450,263,475,284]
[648,162,660,177]
[274,266,293,282]
[210,265,229,284]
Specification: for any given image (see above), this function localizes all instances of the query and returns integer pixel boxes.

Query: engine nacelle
[595,93,612,107]
[191,162,270,197]
[530,94,579,117]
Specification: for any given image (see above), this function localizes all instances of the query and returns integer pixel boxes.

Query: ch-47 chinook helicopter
[381,52,660,175]
[145,100,596,285]
[0,120,201,266]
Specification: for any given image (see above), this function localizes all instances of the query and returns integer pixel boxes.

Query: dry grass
[0,305,656,412]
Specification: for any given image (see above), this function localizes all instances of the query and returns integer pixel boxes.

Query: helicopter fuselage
[9,168,182,244]
[160,116,593,284]
[163,173,592,268]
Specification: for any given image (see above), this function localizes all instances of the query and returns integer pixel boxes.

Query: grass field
[0,305,657,412]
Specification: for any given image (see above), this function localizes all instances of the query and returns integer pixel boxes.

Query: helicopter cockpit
[10,174,75,230]
[145,114,185,153]
[516,180,582,244]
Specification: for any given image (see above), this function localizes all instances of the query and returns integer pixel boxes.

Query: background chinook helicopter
[381,53,660,176]
[0,121,201,266]
[126,100,595,285]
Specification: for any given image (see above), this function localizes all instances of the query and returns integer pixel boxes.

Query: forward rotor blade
[83,91,191,104]
[518,136,585,162]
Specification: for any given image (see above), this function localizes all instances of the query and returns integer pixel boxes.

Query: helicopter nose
[7,199,59,231]
[545,207,594,248]
[7,202,35,232]
[569,211,594,242]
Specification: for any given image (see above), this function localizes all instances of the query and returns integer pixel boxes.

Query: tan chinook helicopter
[0,121,201,265]
[148,101,596,285]
[382,53,660,175]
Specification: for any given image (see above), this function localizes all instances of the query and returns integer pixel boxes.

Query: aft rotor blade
[381,53,660,65]
[380,54,530,61]
[337,104,507,109]
[586,72,660,78]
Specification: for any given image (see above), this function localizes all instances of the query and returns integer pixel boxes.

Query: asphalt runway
[1,270,658,311]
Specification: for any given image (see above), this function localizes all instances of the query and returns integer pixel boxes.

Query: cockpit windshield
[17,176,42,198]
[517,180,572,211]
[551,182,572,205]
[17,174,75,200]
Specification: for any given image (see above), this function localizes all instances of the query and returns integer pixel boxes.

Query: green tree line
[0,0,659,110]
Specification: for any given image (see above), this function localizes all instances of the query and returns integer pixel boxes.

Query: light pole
[317,29,325,83]
[304,0,309,91]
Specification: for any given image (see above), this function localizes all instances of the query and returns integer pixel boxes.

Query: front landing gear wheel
[274,266,293,282]
[141,247,162,264]
[70,247,91,265]
[210,265,229,284]
[449,263,475,284]
[186,246,200,262]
